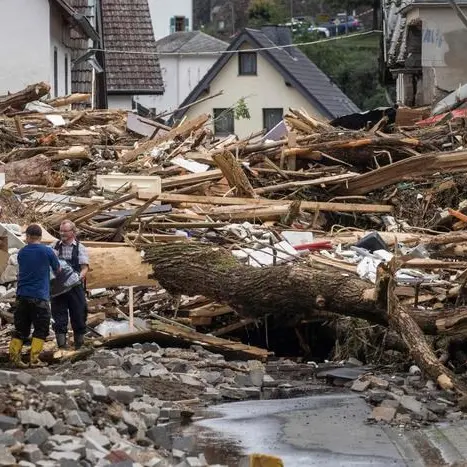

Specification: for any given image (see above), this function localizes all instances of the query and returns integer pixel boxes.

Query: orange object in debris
[448,208,467,224]
[248,454,284,467]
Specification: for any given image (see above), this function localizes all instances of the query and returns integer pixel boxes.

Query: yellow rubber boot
[30,338,47,367]
[8,338,28,368]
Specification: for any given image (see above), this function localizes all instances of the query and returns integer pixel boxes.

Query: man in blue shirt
[9,224,60,367]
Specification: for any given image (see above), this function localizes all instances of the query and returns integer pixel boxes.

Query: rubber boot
[30,337,47,367]
[8,338,28,368]
[56,333,67,349]
[74,334,85,350]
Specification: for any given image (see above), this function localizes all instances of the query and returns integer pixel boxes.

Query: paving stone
[159,408,181,420]
[243,387,261,399]
[398,395,424,416]
[16,372,34,386]
[52,420,67,435]
[173,435,196,454]
[146,424,172,450]
[201,387,222,402]
[39,379,66,393]
[219,386,248,400]
[0,415,18,430]
[122,411,141,434]
[18,410,56,428]
[83,426,111,449]
[249,369,265,387]
[0,446,17,465]
[234,374,252,387]
[367,376,390,390]
[109,386,136,404]
[22,444,44,463]
[262,375,277,387]
[426,401,447,416]
[25,427,49,446]
[199,371,222,385]
[88,380,108,401]
[49,451,81,461]
[186,458,204,467]
[367,390,389,405]
[380,399,400,409]
[370,406,397,422]
[66,410,85,427]
[172,449,185,459]
[446,411,463,421]
[178,375,205,388]
[0,370,18,384]
[65,380,85,390]
[0,432,17,446]
[351,379,371,392]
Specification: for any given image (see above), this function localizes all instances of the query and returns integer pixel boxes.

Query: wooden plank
[155,193,393,214]
[161,169,223,189]
[403,259,467,269]
[103,324,269,361]
[189,304,234,318]
[212,318,257,336]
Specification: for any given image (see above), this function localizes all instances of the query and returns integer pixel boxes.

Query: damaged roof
[156,31,228,54]
[101,0,164,95]
[176,27,359,120]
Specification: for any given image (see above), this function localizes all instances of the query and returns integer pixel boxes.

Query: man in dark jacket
[51,219,89,350]
[9,224,60,367]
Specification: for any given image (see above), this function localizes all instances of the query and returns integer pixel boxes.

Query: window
[213,108,234,136]
[53,47,58,98]
[239,52,257,75]
[263,108,283,132]
[170,16,189,33]
[64,54,69,95]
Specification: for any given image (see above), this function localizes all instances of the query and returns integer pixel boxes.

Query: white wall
[50,5,72,98]
[108,95,134,111]
[184,46,327,139]
[0,0,51,93]
[143,55,218,113]
[147,0,193,39]
[413,7,467,102]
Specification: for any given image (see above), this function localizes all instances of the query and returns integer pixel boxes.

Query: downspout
[177,54,181,108]
[95,0,108,109]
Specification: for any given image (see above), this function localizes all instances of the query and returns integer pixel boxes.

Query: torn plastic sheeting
[95,320,132,337]
[171,156,210,173]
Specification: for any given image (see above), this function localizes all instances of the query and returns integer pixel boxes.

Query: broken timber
[102,322,269,362]
[154,193,393,214]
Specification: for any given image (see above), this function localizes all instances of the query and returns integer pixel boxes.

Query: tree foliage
[298,32,391,110]
[247,0,286,27]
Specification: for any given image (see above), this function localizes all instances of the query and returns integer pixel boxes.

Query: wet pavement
[186,394,467,466]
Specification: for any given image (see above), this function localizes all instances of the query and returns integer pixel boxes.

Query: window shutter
[170,17,175,33]
[185,17,189,31]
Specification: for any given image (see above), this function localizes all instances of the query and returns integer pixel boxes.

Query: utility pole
[230,2,235,35]
[290,0,294,20]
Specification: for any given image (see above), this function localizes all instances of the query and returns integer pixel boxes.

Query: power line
[90,30,382,58]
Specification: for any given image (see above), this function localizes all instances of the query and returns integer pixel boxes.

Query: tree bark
[1,154,57,185]
[142,242,467,337]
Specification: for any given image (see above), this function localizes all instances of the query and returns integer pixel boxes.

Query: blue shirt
[17,244,60,301]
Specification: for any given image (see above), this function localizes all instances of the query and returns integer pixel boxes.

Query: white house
[152,31,228,114]
[0,0,98,97]
[383,0,467,106]
[148,0,193,40]
[176,26,359,138]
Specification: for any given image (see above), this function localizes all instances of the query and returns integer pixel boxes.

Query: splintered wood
[5,83,467,369]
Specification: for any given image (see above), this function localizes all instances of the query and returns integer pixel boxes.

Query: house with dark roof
[176,26,359,138]
[0,0,98,96]
[101,0,164,111]
[154,31,228,113]
[383,0,467,106]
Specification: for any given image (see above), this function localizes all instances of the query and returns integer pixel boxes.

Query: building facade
[147,0,193,39]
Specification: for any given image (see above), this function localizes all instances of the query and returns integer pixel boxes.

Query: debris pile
[2,82,467,432]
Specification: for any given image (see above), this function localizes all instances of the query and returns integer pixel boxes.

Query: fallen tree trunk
[1,154,55,185]
[0,82,51,114]
[86,247,157,289]
[143,242,467,337]
[384,260,467,394]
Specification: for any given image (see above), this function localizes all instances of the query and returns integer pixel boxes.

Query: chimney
[261,25,293,47]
